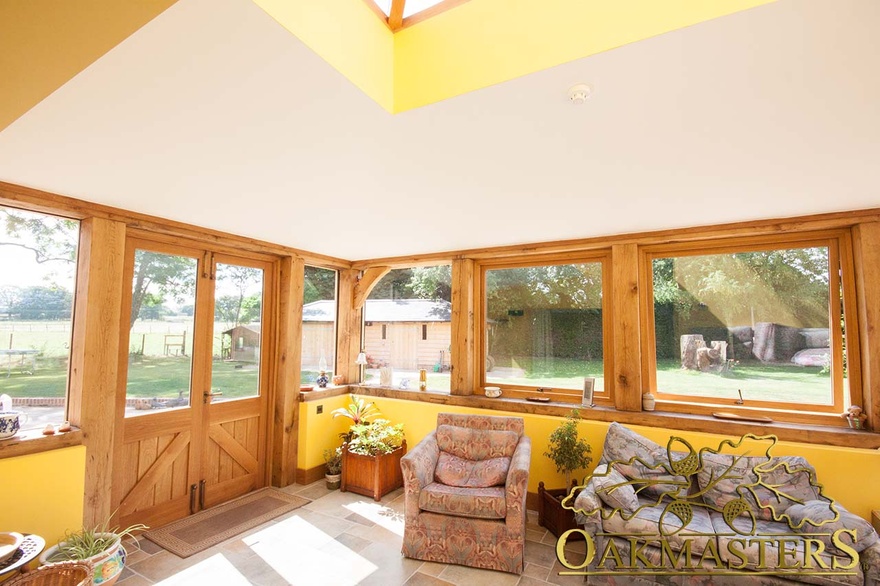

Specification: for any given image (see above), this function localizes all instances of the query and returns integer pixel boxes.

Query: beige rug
[144,488,309,558]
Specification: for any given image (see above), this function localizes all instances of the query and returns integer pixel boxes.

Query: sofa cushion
[711,514,863,586]
[698,452,821,521]
[600,422,688,498]
[436,425,519,461]
[434,452,510,488]
[787,500,879,554]
[602,496,714,555]
[592,464,639,513]
[419,482,507,519]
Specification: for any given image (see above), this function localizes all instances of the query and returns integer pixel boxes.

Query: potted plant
[324,446,343,490]
[39,518,147,586]
[332,395,380,442]
[539,409,592,538]
[340,418,406,501]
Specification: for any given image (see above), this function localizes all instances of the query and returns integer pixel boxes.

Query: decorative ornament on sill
[642,392,656,412]
[316,371,329,388]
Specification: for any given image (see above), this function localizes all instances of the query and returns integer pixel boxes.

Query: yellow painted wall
[253,0,394,112]
[298,394,354,470]
[393,0,777,112]
[0,446,86,545]
[304,395,880,520]
[0,0,178,131]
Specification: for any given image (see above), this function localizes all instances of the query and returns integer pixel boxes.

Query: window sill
[350,386,880,449]
[0,427,83,460]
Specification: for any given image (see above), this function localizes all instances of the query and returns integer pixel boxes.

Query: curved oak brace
[353,266,391,310]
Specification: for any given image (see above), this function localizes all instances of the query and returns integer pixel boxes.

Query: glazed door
[112,237,273,529]
[199,255,271,509]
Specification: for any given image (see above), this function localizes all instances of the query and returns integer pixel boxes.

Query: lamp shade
[355,352,368,365]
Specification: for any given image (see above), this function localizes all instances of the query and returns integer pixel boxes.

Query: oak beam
[337,269,362,383]
[853,222,880,431]
[450,259,475,395]
[611,244,642,411]
[271,256,304,486]
[68,217,126,527]
[352,266,391,310]
[389,0,406,30]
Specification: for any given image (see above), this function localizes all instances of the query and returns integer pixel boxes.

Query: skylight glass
[403,0,446,18]
[374,0,392,16]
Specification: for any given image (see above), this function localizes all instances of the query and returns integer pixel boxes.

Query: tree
[215,293,261,326]
[215,265,262,327]
[12,286,73,320]
[409,265,452,300]
[130,251,196,328]
[304,266,337,305]
[0,209,77,265]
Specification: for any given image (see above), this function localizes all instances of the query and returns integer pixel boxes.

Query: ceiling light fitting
[568,83,592,105]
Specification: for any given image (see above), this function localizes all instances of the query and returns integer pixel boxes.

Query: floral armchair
[400,413,531,574]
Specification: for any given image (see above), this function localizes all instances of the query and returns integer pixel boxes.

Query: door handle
[189,483,198,514]
[203,390,223,404]
[199,479,206,511]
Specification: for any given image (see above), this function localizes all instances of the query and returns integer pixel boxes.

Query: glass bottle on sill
[419,369,427,391]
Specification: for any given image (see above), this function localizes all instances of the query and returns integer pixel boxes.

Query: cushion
[436,425,519,461]
[418,483,507,519]
[787,500,879,554]
[698,452,820,522]
[592,464,639,513]
[600,423,688,498]
[434,452,510,488]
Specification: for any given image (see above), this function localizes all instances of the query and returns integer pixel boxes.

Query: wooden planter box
[537,481,583,540]
[341,441,407,501]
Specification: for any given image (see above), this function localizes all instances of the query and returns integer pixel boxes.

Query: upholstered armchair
[400,413,531,574]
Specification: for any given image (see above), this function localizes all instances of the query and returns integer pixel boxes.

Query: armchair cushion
[419,483,507,519]
[434,453,510,488]
[436,425,519,461]
[592,464,639,513]
[601,422,685,498]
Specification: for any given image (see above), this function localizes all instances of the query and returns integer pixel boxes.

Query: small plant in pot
[332,395,380,442]
[340,417,407,501]
[539,409,592,538]
[39,518,147,586]
[324,446,343,490]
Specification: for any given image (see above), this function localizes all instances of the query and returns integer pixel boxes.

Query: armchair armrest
[400,431,439,519]
[572,476,603,536]
[505,436,531,535]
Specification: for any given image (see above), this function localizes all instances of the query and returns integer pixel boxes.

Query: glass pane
[485,263,604,392]
[652,247,834,405]
[302,266,337,387]
[211,263,264,401]
[0,207,79,430]
[125,250,197,417]
[363,266,452,392]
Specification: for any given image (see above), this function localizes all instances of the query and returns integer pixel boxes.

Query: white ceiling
[0,0,878,261]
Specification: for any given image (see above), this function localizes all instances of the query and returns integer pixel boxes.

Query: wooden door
[199,254,272,509]
[390,325,419,370]
[112,238,273,529]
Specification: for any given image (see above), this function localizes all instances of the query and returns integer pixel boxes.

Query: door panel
[113,241,273,528]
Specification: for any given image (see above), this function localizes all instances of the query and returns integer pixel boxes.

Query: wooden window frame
[475,252,612,405]
[639,229,862,427]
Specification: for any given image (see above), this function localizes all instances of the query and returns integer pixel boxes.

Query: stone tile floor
[116,480,587,586]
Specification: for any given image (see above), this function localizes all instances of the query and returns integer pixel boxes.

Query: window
[363,265,451,391]
[302,266,338,385]
[0,206,79,430]
[644,235,854,419]
[482,259,606,400]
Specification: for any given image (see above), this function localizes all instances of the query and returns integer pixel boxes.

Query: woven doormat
[144,488,309,558]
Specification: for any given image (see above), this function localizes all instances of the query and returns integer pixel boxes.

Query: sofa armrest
[572,477,604,536]
[505,436,531,535]
[400,431,439,519]
[862,541,880,586]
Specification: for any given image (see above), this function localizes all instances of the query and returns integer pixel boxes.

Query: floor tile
[437,563,521,586]
[522,563,551,581]
[403,571,456,585]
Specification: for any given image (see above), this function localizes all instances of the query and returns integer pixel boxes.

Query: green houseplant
[335,403,407,501]
[324,446,343,490]
[39,518,147,586]
[539,410,593,538]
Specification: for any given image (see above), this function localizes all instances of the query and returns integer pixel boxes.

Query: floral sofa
[400,413,531,574]
[571,423,880,585]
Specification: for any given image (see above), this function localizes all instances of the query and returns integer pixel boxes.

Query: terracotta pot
[325,473,341,490]
[40,533,125,586]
